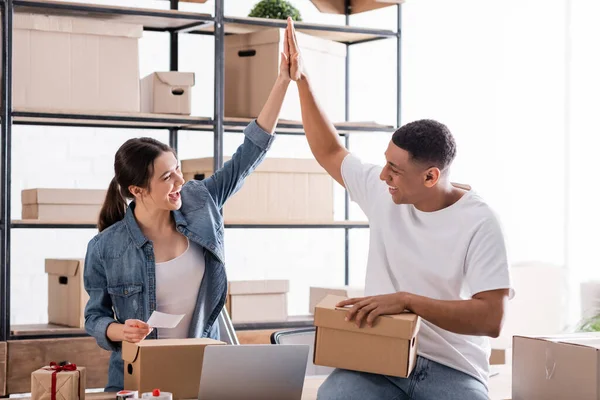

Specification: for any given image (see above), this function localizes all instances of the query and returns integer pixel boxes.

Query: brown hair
[98,137,174,232]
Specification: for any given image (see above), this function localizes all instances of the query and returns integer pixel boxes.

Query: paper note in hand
[147,310,185,328]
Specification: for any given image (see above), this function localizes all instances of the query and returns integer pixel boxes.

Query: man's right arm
[296,77,349,187]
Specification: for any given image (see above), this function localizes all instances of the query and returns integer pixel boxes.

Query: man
[284,18,513,400]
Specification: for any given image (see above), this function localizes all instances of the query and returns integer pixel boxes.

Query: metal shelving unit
[0,0,401,341]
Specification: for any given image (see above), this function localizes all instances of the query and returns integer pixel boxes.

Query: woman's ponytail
[98,177,126,232]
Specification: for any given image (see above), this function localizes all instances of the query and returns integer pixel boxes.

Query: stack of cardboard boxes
[21,189,106,222]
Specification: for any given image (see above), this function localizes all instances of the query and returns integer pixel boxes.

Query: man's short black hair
[391,119,457,171]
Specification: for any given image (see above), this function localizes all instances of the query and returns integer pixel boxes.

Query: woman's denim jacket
[83,121,274,391]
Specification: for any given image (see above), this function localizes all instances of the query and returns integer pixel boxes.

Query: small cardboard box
[122,338,225,400]
[21,188,106,222]
[314,295,420,378]
[225,28,346,121]
[309,286,365,314]
[31,364,86,400]
[141,72,195,115]
[5,14,141,113]
[45,259,88,328]
[228,280,289,323]
[310,0,404,15]
[181,158,333,223]
[512,334,600,400]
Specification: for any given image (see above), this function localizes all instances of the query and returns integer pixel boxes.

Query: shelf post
[213,0,225,171]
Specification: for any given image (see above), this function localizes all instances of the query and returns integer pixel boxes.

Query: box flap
[154,72,195,87]
[314,295,420,339]
[133,338,225,348]
[229,280,290,295]
[225,28,346,57]
[44,259,82,277]
[122,341,141,363]
[14,13,143,38]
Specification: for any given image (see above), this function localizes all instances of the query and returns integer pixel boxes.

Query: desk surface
[24,366,510,400]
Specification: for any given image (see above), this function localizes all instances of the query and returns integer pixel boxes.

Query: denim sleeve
[83,237,120,352]
[204,120,275,209]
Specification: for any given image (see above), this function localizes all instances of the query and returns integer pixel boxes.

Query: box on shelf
[227,280,289,323]
[512,334,600,400]
[4,13,141,113]
[141,72,195,115]
[31,363,86,400]
[21,188,106,222]
[310,0,405,14]
[225,28,346,121]
[122,338,225,400]
[314,295,420,378]
[309,286,364,314]
[182,157,333,223]
[45,259,88,328]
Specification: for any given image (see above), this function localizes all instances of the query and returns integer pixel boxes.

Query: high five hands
[279,17,306,82]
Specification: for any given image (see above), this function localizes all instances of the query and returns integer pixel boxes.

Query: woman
[84,28,294,391]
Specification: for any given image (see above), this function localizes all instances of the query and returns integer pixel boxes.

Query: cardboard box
[310,0,404,15]
[21,189,106,221]
[141,72,195,115]
[182,158,333,222]
[314,295,420,377]
[490,348,507,365]
[22,189,107,205]
[512,334,600,400]
[225,28,346,121]
[309,286,364,314]
[6,13,141,113]
[45,259,88,328]
[228,280,289,323]
[122,338,225,400]
[31,364,86,400]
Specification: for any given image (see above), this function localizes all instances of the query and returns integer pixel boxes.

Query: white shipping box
[6,13,141,113]
[225,28,346,121]
[141,72,195,115]
[228,280,289,323]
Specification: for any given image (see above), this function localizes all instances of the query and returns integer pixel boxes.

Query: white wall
[11,0,598,331]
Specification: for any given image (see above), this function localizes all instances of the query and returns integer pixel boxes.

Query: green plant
[248,0,302,22]
[576,315,600,332]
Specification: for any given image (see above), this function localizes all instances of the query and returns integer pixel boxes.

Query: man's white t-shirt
[341,153,513,387]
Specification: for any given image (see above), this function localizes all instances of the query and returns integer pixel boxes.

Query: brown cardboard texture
[310,0,404,15]
[31,365,86,400]
[309,286,364,314]
[22,189,106,205]
[181,157,333,222]
[122,338,225,399]
[314,295,420,378]
[225,28,346,121]
[512,334,600,400]
[141,72,195,115]
[45,259,88,328]
[5,14,141,113]
[22,204,101,221]
[228,280,289,323]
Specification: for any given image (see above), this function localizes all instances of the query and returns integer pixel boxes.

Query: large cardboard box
[512,334,600,400]
[314,295,420,377]
[31,364,86,400]
[21,189,106,221]
[122,339,225,399]
[309,286,364,314]
[181,158,333,223]
[141,72,195,115]
[228,280,289,323]
[6,13,141,113]
[225,28,346,121]
[45,259,88,328]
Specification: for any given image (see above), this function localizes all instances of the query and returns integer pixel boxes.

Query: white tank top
[155,239,206,339]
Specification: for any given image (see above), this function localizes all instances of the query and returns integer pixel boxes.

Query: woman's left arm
[201,29,292,208]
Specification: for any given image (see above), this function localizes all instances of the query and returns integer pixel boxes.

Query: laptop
[198,344,310,400]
